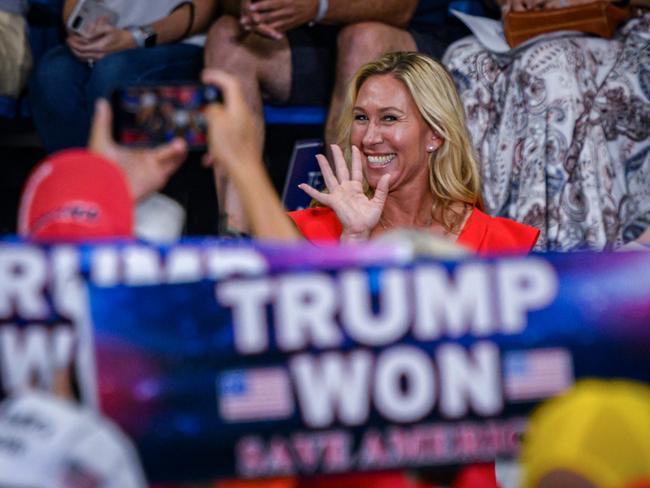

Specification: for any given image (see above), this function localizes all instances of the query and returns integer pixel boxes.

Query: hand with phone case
[90,99,188,202]
[201,71,260,170]
[65,1,135,62]
[67,22,136,62]
[65,0,129,62]
[32,0,218,154]
[66,0,119,37]
[111,83,221,151]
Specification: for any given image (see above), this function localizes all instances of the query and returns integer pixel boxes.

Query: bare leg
[205,15,292,150]
[204,15,292,232]
[326,22,417,146]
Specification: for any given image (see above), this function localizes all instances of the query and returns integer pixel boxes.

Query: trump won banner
[1,240,649,482]
[83,243,650,481]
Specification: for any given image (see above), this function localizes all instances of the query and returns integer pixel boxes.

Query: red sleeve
[287,208,343,242]
[483,216,540,255]
[457,208,540,256]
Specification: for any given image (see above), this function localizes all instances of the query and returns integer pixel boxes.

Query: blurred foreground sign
[1,240,649,481]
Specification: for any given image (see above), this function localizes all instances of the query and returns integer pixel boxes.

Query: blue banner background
[80,244,650,481]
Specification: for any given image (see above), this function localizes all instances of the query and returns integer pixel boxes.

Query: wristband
[128,25,157,48]
[309,0,329,26]
[127,26,146,48]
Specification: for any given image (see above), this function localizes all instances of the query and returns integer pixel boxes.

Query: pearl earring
[427,145,435,152]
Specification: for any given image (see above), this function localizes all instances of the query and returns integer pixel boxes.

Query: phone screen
[111,84,221,150]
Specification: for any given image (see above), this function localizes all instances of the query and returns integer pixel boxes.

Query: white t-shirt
[0,392,147,488]
[99,0,205,46]
[0,0,27,15]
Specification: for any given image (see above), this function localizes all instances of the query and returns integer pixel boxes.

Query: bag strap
[171,1,195,42]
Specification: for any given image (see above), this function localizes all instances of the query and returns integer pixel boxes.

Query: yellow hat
[521,379,650,488]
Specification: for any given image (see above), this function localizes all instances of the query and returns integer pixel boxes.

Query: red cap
[18,149,134,241]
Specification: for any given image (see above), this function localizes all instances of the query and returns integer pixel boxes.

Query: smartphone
[66,0,119,37]
[111,84,222,151]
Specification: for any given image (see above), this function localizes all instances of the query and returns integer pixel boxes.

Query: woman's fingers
[67,36,90,54]
[252,23,283,40]
[88,99,113,154]
[330,144,350,182]
[202,152,215,168]
[350,145,363,182]
[254,6,291,24]
[315,154,338,192]
[371,173,391,207]
[66,35,85,49]
[85,21,113,39]
[153,138,188,174]
[298,183,331,206]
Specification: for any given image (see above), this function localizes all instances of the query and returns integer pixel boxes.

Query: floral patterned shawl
[444,15,650,251]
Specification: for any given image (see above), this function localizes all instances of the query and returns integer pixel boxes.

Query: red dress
[289,207,539,255]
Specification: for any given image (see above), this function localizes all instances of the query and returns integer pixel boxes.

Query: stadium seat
[263,105,327,126]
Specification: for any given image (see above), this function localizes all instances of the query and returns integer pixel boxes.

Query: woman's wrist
[120,28,138,50]
[340,229,371,243]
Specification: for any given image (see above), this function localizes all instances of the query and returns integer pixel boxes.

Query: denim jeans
[30,42,203,153]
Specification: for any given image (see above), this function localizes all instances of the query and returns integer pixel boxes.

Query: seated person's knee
[337,22,400,62]
[205,15,246,65]
[86,52,136,100]
[32,46,72,86]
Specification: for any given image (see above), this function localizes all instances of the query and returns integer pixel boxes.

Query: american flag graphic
[218,367,294,422]
[503,348,574,402]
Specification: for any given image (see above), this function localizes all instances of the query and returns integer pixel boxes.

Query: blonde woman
[204,52,539,255]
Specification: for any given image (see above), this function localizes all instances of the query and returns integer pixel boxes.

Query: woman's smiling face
[350,74,441,192]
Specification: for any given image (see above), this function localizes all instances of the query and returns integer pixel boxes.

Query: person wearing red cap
[9,97,189,488]
[19,99,187,241]
[18,148,135,240]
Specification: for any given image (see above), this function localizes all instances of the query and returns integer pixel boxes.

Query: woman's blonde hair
[336,51,483,231]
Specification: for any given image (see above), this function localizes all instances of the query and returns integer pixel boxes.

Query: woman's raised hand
[298,144,391,242]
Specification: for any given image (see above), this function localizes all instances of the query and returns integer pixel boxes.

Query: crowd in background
[3,0,649,249]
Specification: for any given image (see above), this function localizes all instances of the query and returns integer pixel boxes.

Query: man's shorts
[0,11,31,97]
[283,19,469,106]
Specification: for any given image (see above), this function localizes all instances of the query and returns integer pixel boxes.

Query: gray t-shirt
[0,0,27,15]
[96,0,206,46]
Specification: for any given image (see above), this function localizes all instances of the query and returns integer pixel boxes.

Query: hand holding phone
[111,83,222,151]
[66,0,119,37]
[90,99,188,202]
[200,69,263,172]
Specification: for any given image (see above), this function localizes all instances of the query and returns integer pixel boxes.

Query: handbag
[503,0,632,48]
